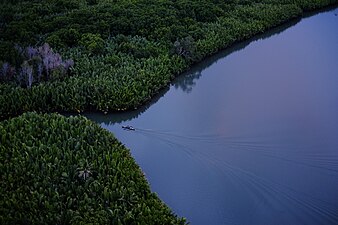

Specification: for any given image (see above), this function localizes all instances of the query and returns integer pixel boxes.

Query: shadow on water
[82,85,170,124]
[303,3,338,18]
[85,5,338,125]
[85,18,300,125]
[83,6,338,224]
[173,19,301,93]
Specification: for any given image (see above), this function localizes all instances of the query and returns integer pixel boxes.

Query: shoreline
[1,2,338,119]
[1,2,337,224]
[67,3,338,121]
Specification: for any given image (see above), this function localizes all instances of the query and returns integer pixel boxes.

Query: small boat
[122,125,135,131]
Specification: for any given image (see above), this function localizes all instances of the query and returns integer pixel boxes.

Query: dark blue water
[88,8,338,225]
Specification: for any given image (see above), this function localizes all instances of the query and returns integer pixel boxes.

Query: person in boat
[122,125,135,131]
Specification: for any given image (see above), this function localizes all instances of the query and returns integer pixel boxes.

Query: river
[87,7,338,225]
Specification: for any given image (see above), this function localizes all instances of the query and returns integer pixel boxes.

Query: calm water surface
[88,8,338,225]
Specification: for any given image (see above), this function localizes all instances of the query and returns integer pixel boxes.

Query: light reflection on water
[88,7,338,225]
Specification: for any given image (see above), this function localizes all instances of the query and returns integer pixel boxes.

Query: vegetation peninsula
[1,0,337,224]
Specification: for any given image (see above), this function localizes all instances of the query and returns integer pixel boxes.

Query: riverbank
[1,1,338,119]
[0,1,337,224]
[0,112,186,224]
[93,7,338,224]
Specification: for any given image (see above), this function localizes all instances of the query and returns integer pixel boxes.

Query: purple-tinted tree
[0,43,74,88]
[0,62,15,83]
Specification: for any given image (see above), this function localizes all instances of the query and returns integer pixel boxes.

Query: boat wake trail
[126,126,338,224]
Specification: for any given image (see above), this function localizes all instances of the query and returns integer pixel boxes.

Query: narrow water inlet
[87,7,338,225]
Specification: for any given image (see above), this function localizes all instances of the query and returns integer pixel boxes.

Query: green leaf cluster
[79,33,105,54]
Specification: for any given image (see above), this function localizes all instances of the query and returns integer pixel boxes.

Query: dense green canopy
[0,1,337,224]
[0,112,186,224]
[1,0,337,118]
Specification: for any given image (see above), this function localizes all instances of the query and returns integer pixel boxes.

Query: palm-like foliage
[0,0,337,118]
[0,113,187,225]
